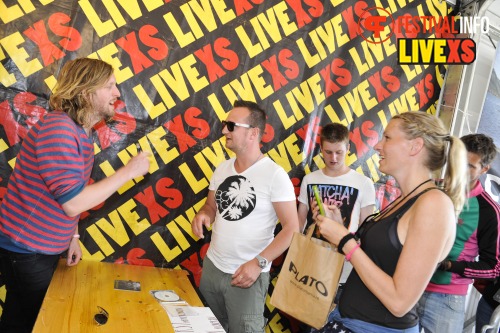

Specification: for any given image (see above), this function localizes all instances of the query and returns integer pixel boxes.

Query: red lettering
[156,177,183,211]
[215,37,239,71]
[285,0,312,28]
[460,39,475,64]
[304,0,323,17]
[279,48,299,80]
[134,186,169,224]
[116,32,154,74]
[295,116,321,155]
[262,122,275,144]
[446,39,461,63]
[49,12,81,51]
[320,58,351,97]
[234,0,264,16]
[23,20,65,66]
[184,107,210,139]
[115,248,155,266]
[194,43,226,83]
[164,114,197,153]
[415,73,434,108]
[262,55,288,91]
[361,120,378,148]
[140,25,169,60]
[0,101,25,146]
[14,92,47,127]
[342,1,368,40]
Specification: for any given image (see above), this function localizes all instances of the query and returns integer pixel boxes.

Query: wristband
[338,233,356,255]
[73,234,80,239]
[345,243,361,261]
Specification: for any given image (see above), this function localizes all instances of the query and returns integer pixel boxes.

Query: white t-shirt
[206,156,295,274]
[298,168,375,282]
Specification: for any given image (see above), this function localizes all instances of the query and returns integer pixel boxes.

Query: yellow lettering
[179,162,209,194]
[163,12,195,48]
[151,232,182,261]
[0,45,16,86]
[133,81,167,119]
[96,43,133,84]
[148,126,180,165]
[1,32,42,77]
[78,0,118,37]
[180,54,209,92]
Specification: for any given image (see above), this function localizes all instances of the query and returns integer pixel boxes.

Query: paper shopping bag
[270,224,345,329]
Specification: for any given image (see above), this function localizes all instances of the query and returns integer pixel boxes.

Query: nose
[113,85,121,98]
[374,140,382,151]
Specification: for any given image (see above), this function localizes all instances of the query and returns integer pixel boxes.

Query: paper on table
[163,305,225,333]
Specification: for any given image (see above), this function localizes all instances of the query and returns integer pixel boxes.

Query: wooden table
[33,259,204,332]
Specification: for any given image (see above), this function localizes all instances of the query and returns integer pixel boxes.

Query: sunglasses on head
[221,120,254,132]
[94,306,109,326]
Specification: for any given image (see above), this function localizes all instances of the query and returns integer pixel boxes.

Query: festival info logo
[357,7,481,64]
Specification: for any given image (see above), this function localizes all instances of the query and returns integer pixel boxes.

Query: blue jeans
[476,297,499,333]
[417,291,466,333]
[0,248,60,333]
[320,308,419,333]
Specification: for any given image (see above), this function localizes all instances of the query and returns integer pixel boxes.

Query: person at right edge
[311,112,468,333]
[417,133,500,333]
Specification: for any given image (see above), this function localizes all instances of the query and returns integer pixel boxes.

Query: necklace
[376,178,433,221]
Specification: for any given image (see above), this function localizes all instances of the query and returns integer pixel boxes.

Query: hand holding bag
[270,224,345,329]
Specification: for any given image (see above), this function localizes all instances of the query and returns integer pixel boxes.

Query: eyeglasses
[221,120,254,132]
[94,306,109,326]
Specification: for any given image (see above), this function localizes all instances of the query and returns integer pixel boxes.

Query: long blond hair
[393,112,467,212]
[49,58,114,128]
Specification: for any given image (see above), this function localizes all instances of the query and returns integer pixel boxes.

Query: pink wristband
[73,234,80,238]
[345,243,361,261]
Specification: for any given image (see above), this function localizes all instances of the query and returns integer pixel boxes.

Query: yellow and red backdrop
[0,0,452,331]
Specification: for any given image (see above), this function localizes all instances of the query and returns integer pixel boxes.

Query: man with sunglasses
[192,100,299,333]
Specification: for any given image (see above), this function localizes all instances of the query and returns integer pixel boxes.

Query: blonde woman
[313,112,468,333]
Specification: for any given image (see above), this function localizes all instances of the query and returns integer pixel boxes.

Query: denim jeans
[417,291,466,333]
[321,308,419,333]
[0,248,60,333]
[476,297,499,333]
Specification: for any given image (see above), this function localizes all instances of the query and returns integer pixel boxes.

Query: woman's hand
[311,200,349,245]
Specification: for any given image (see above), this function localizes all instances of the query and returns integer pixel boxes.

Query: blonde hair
[49,58,114,128]
[392,112,467,212]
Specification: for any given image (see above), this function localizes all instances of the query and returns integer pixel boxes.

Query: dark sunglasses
[94,306,109,326]
[221,120,254,132]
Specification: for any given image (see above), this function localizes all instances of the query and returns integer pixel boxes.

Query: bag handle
[305,222,317,240]
[306,222,338,252]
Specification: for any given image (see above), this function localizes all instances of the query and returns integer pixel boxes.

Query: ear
[409,137,424,156]
[250,127,260,140]
[480,164,491,176]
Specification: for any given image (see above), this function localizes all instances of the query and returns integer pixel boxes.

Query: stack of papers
[150,290,225,332]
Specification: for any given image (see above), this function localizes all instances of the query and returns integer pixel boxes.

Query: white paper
[164,305,225,333]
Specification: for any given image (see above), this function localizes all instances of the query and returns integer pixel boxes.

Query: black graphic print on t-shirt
[215,175,257,221]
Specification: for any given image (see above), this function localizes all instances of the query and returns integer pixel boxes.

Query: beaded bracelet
[345,243,361,261]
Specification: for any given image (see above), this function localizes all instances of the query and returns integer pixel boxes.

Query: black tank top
[339,188,438,329]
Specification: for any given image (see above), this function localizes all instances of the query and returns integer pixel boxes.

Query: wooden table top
[33,259,204,333]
